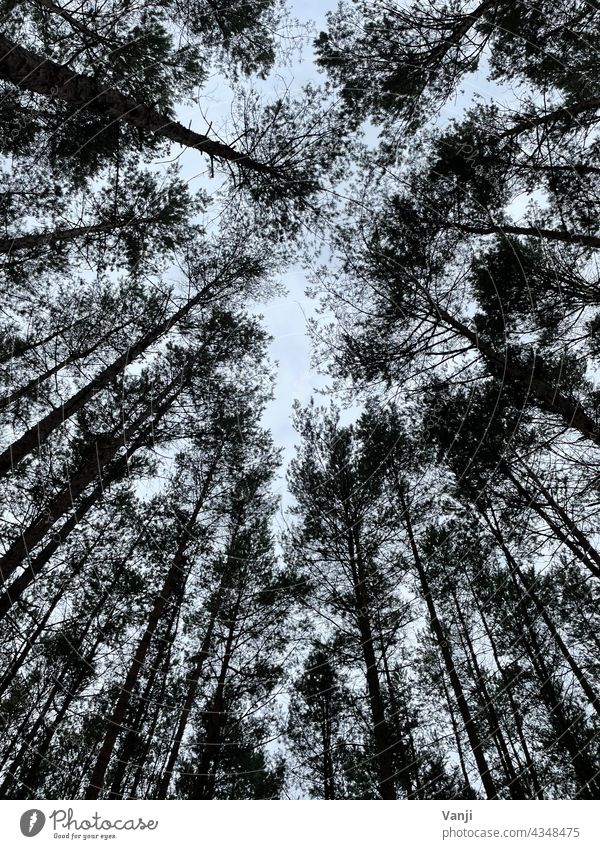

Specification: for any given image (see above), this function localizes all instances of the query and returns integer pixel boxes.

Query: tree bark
[441,219,600,249]
[514,594,600,798]
[448,579,526,798]
[401,491,498,799]
[346,523,397,800]
[0,213,165,255]
[0,285,209,477]
[155,577,226,798]
[499,96,600,140]
[0,316,134,411]
[192,597,241,799]
[0,35,278,178]
[431,301,600,448]
[0,372,182,586]
[483,505,600,717]
[84,455,220,799]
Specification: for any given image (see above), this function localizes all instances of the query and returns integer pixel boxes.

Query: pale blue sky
[170,0,522,516]
[172,0,339,512]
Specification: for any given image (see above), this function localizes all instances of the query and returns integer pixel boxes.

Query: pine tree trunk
[0,316,135,410]
[84,457,219,799]
[156,577,227,798]
[0,372,182,585]
[401,492,498,799]
[0,286,209,477]
[346,525,397,800]
[484,506,600,717]
[193,604,240,799]
[467,572,544,799]
[0,35,278,177]
[109,600,182,799]
[499,96,600,139]
[448,582,527,798]
[441,219,600,248]
[0,213,165,255]
[433,302,600,448]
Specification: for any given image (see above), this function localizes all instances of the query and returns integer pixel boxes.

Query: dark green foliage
[1,0,600,804]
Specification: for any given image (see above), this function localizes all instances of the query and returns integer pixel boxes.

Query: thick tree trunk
[441,219,600,248]
[0,373,182,585]
[0,35,278,177]
[499,96,600,139]
[432,301,600,448]
[0,286,209,477]
[0,213,165,255]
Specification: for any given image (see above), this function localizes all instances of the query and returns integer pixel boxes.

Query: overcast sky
[172,0,339,517]
[172,0,521,519]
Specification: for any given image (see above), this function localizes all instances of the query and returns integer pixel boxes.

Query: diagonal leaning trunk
[482,504,600,719]
[431,301,600,448]
[440,219,600,249]
[0,35,278,177]
[0,316,135,411]
[510,578,600,798]
[0,212,168,255]
[498,96,600,140]
[501,466,600,581]
[446,576,527,799]
[0,286,210,478]
[400,490,498,799]
[0,372,183,587]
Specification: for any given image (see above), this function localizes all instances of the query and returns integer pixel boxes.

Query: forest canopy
[0,0,599,801]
